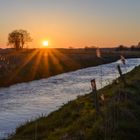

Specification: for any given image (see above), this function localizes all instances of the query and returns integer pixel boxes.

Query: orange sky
[0,0,140,48]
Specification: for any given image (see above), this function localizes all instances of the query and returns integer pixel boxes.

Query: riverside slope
[9,62,140,140]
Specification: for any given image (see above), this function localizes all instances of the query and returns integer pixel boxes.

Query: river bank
[0,58,137,139]
[0,48,140,87]
[8,64,140,140]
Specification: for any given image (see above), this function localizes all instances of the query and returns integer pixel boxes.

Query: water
[0,58,140,139]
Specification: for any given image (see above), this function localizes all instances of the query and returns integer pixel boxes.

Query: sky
[0,0,140,48]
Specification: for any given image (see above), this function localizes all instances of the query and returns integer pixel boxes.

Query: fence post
[117,64,128,100]
[91,79,99,113]
[117,64,126,86]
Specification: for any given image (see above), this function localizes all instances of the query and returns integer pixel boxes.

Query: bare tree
[8,29,32,50]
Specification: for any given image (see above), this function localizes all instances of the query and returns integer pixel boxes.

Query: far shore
[0,48,140,88]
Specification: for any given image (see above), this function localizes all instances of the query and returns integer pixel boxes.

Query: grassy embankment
[0,48,140,87]
[9,65,140,140]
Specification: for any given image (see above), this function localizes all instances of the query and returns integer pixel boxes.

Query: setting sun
[42,40,49,47]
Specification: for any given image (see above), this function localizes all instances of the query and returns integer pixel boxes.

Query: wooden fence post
[117,64,128,100]
[117,64,126,86]
[91,79,99,113]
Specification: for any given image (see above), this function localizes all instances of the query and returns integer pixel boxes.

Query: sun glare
[42,40,49,47]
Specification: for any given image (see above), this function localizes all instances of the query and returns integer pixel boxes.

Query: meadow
[0,48,140,87]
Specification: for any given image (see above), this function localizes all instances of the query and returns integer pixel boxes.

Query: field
[8,63,140,140]
[0,48,140,87]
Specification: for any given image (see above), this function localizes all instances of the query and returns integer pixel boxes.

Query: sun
[42,40,49,47]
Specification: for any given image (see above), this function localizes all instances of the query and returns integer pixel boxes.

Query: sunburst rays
[7,49,80,84]
[8,50,39,83]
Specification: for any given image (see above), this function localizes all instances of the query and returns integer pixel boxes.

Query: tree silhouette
[137,42,140,48]
[8,29,32,50]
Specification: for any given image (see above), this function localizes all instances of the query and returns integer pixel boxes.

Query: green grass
[8,65,140,140]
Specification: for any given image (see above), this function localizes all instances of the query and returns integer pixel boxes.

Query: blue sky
[0,0,140,48]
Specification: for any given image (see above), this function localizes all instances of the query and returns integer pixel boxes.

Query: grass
[0,48,140,87]
[8,65,140,140]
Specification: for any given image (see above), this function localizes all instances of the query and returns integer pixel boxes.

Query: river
[0,58,140,139]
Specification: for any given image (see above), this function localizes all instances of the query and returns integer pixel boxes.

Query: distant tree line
[84,46,97,50]
[116,42,140,51]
